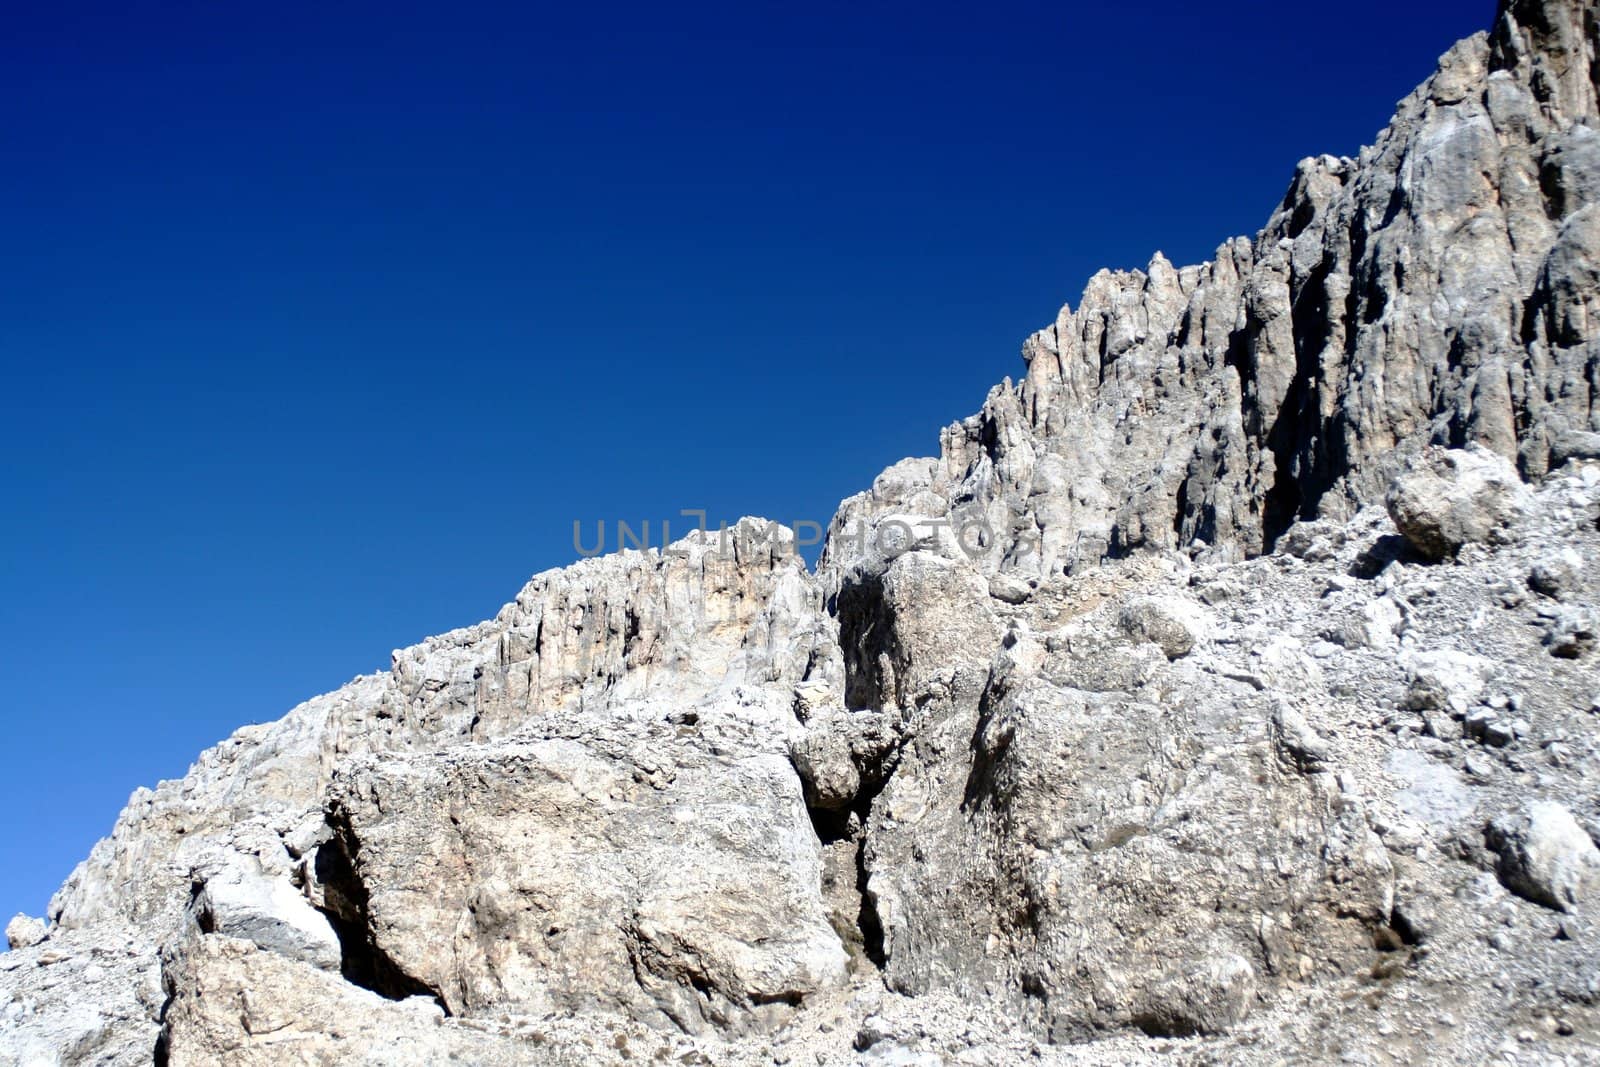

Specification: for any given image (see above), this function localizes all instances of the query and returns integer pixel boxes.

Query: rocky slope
[6,1,1600,1063]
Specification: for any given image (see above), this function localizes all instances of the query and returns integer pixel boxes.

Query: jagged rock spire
[1493,0,1599,120]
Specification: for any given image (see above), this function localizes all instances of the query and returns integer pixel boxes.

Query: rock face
[7,2,1600,1064]
[819,0,1600,580]
[862,591,1393,1041]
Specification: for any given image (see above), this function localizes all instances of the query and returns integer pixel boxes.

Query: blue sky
[1,1,1490,920]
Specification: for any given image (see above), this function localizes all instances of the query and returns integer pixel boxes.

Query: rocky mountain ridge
[6,1,1600,1063]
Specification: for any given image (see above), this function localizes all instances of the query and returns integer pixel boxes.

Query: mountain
[6,1,1600,1062]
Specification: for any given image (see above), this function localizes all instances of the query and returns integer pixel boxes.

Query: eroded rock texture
[822,0,1600,579]
[322,715,847,1033]
[7,2,1600,1064]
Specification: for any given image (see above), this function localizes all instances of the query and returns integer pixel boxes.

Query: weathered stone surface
[1487,801,1600,911]
[860,567,1393,1041]
[188,848,341,972]
[1529,546,1584,598]
[1387,445,1533,560]
[1401,648,1492,715]
[988,574,1035,604]
[1544,602,1600,657]
[158,934,527,1067]
[5,914,45,951]
[814,0,1600,583]
[9,4,1600,1065]
[1116,594,1209,659]
[321,707,848,1034]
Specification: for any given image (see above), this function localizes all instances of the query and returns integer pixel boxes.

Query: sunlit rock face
[9,3,1600,1064]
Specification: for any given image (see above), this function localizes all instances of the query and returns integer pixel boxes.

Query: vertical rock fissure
[835,574,896,711]
[312,817,449,1011]
[805,781,888,971]
[1264,260,1337,549]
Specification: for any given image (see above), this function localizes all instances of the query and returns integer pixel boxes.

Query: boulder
[1386,446,1532,560]
[5,914,45,950]
[320,714,849,1034]
[1117,595,1209,659]
[1486,802,1600,912]
[189,852,341,971]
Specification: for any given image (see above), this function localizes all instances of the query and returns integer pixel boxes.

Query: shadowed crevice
[312,814,449,1011]
[806,795,888,972]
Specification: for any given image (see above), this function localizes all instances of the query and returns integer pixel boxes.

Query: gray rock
[1277,520,1347,562]
[1387,446,1533,561]
[1482,719,1517,748]
[322,715,848,1034]
[1529,547,1584,599]
[1388,749,1476,829]
[159,934,530,1066]
[1543,604,1599,657]
[790,714,862,811]
[11,4,1600,1064]
[1356,596,1404,651]
[188,851,341,972]
[1116,594,1209,659]
[1550,429,1600,466]
[987,574,1034,604]
[1486,802,1600,912]
[1402,648,1491,715]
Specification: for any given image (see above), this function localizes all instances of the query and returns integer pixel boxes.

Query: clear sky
[1,1,1491,920]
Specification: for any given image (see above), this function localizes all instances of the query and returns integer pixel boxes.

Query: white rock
[1529,547,1584,600]
[1357,596,1404,651]
[1401,648,1491,715]
[1487,801,1600,912]
[4,916,45,951]
[14,6,1600,1063]
[987,574,1034,605]
[189,853,341,972]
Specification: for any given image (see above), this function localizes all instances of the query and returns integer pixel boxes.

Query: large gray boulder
[860,569,1393,1040]
[188,849,341,972]
[321,710,848,1034]
[1487,801,1600,912]
[1386,445,1533,560]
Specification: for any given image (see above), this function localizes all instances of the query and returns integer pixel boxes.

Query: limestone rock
[789,707,895,812]
[1529,546,1584,598]
[158,934,526,1067]
[1116,594,1209,659]
[987,574,1034,604]
[1543,603,1600,657]
[11,4,1600,1065]
[1486,802,1600,911]
[188,849,341,971]
[863,581,1394,1040]
[1401,648,1492,715]
[320,708,848,1034]
[1355,595,1404,651]
[5,915,45,950]
[1387,446,1533,560]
